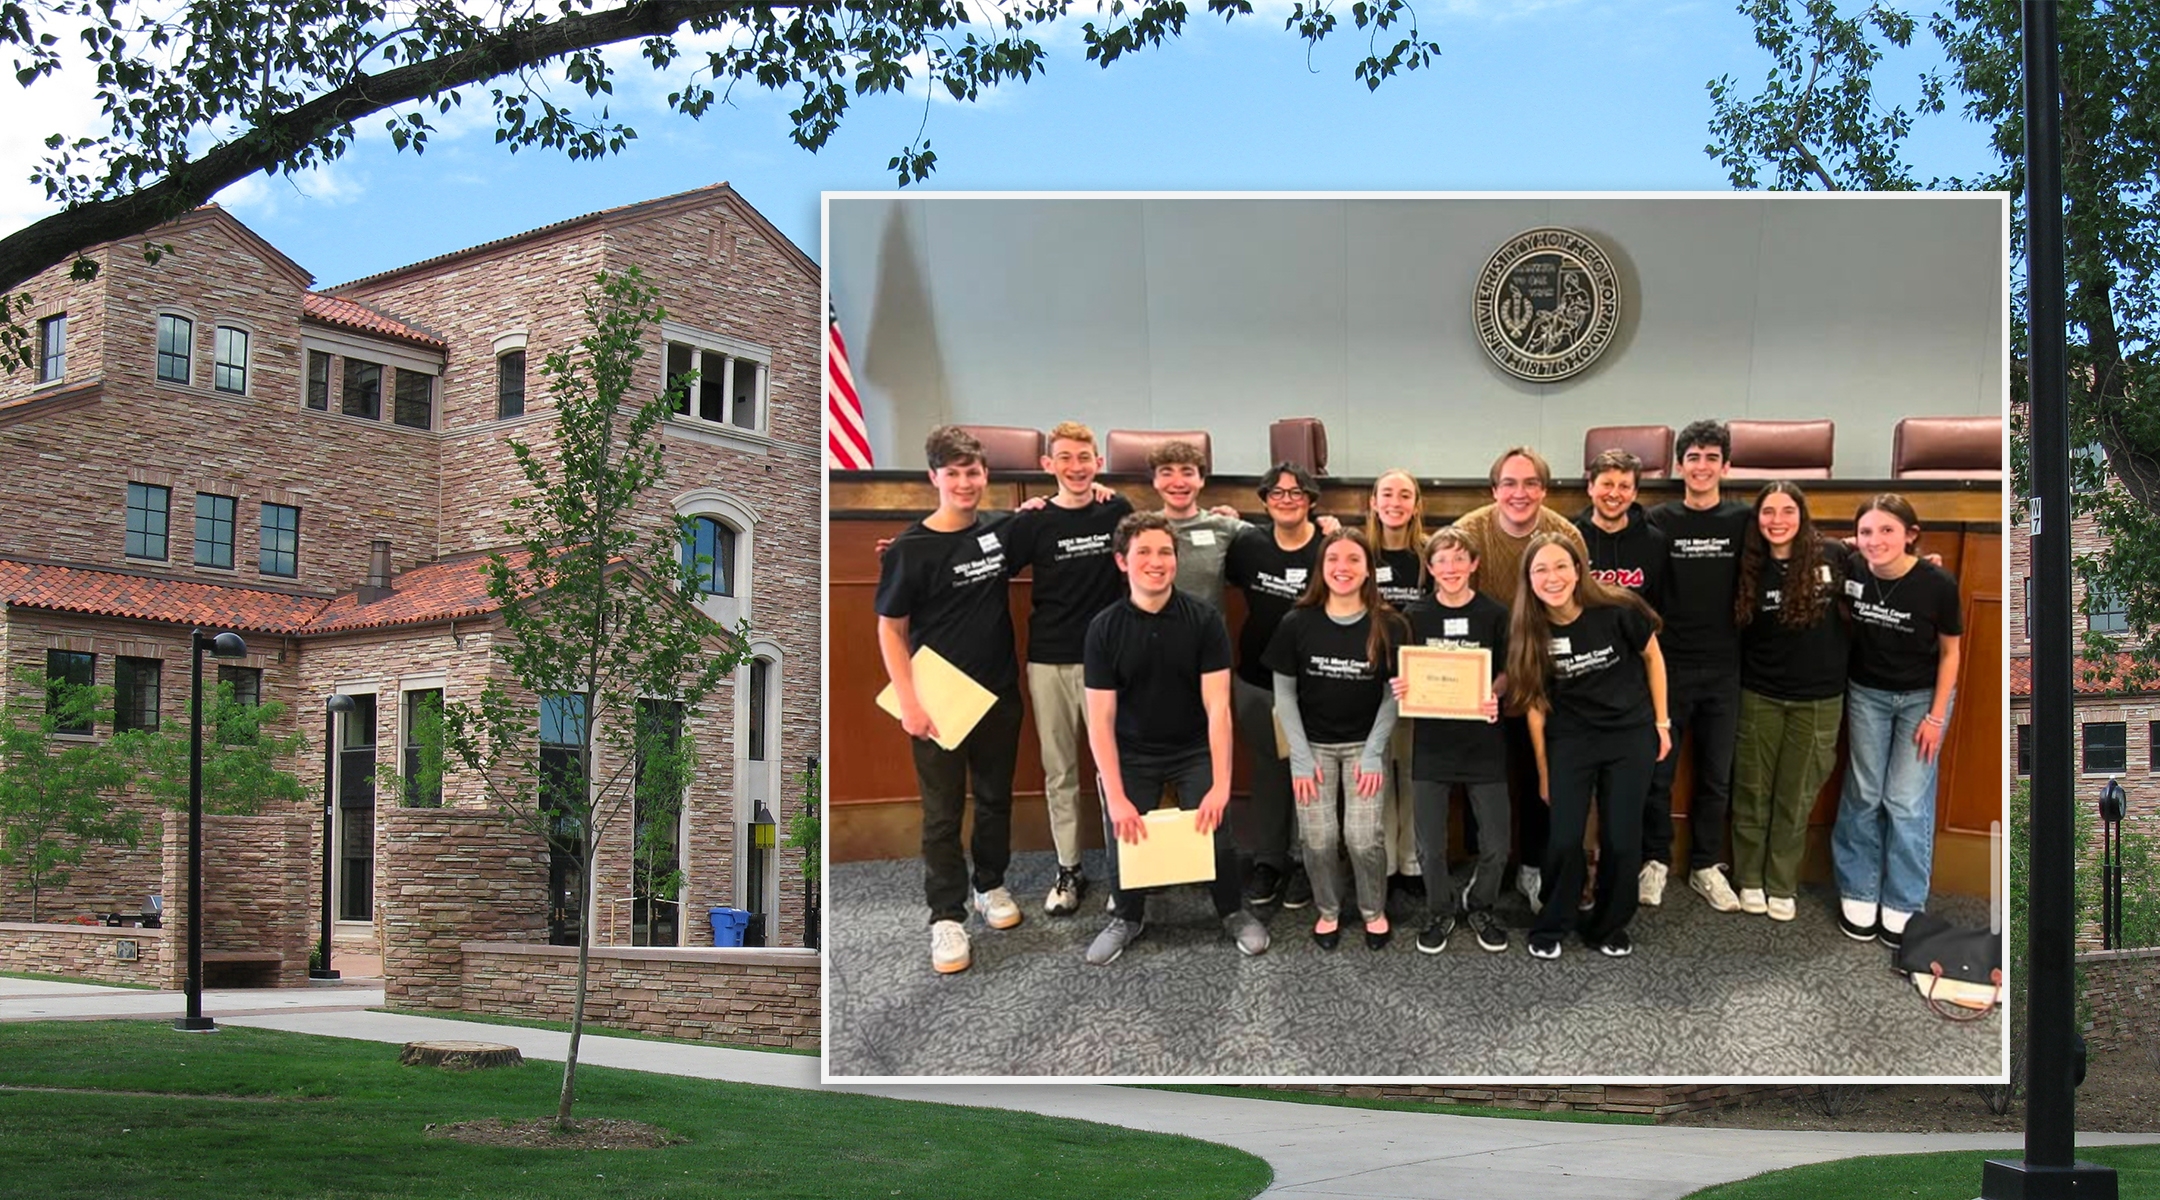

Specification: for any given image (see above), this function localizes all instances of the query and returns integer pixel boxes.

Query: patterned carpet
[825,850,2003,1078]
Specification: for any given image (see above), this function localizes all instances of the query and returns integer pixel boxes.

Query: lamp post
[750,799,776,948]
[175,628,247,1034]
[805,754,819,951]
[313,695,356,980]
[2101,778,2127,951]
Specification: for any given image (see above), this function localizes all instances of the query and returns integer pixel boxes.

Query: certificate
[1116,808,1218,889]
[1397,644,1492,721]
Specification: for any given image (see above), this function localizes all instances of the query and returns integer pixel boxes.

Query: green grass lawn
[1682,1144,2160,1199]
[0,968,159,990]
[1136,1083,1655,1125]
[0,1021,1271,1200]
[373,1006,819,1056]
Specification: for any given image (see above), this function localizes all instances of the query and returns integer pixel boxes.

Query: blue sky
[0,0,1998,285]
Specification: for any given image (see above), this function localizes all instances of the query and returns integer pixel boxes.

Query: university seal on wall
[1472,227,1622,383]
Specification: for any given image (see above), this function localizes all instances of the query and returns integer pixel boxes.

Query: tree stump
[399,1040,524,1070]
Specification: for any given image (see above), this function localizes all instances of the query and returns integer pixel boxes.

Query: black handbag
[1895,912,2003,1020]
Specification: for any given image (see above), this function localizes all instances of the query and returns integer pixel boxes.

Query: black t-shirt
[1647,499,1750,671]
[1002,494,1133,665]
[1739,551,1851,702]
[1262,606,1395,745]
[1400,592,1509,783]
[1844,557,1964,692]
[1544,602,1656,734]
[1375,544,1426,611]
[873,516,1018,697]
[1084,590,1234,759]
[1225,525,1322,688]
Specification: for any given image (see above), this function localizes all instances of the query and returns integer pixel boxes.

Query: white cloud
[214,159,367,217]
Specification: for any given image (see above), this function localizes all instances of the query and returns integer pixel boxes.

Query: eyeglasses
[1264,487,1311,502]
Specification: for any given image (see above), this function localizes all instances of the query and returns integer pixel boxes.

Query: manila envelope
[875,645,996,751]
[1116,807,1218,889]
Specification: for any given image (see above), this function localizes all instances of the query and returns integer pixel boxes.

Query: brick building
[0,185,821,959]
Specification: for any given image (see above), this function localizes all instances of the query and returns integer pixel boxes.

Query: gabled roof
[301,293,447,351]
[324,182,817,291]
[0,559,328,634]
[168,206,315,290]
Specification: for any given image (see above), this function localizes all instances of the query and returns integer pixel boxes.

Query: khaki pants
[1026,661,1087,867]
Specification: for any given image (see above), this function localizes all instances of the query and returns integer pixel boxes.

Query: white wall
[826,194,2005,479]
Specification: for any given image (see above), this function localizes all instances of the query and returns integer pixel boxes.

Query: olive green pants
[1730,690,1844,898]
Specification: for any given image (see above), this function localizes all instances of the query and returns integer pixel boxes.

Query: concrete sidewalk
[8,979,2156,1200]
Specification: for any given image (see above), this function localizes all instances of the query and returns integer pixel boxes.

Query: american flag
[826,305,872,470]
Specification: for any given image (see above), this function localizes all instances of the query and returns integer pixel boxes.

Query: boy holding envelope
[1082,512,1270,964]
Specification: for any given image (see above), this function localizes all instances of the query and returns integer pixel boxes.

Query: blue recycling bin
[708,906,749,947]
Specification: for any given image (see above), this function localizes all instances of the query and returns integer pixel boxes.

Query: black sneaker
[1417,916,1455,955]
[1878,923,1904,951]
[1282,864,1314,910]
[1528,932,1562,960]
[1469,910,1509,953]
[1244,862,1282,907]
[1598,929,1634,958]
[1837,909,1880,942]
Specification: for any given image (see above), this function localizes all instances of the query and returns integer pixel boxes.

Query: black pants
[1504,715,1548,867]
[1642,666,1739,872]
[1534,724,1655,945]
[915,690,1023,924]
[1103,745,1244,921]
[1411,778,1510,917]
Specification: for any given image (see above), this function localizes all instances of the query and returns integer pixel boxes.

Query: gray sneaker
[1223,909,1271,956]
[1085,917,1143,965]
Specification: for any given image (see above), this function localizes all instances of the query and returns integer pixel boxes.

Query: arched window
[683,516,735,596]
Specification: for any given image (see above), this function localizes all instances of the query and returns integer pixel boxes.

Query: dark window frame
[194,492,236,568]
[682,515,734,597]
[393,368,433,430]
[260,502,300,577]
[218,665,262,709]
[46,650,95,735]
[213,326,249,394]
[126,482,170,560]
[342,357,382,420]
[497,349,526,419]
[2089,584,2129,634]
[2018,724,2031,776]
[402,688,444,808]
[2084,721,2128,774]
[747,658,770,762]
[38,313,64,383]
[113,656,162,733]
[306,350,331,410]
[156,314,193,384]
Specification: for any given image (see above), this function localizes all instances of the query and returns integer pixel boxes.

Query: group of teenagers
[873,419,1963,974]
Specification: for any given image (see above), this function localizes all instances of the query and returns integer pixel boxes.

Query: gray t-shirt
[1168,511,1247,610]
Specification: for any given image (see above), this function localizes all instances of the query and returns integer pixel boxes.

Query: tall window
[260,502,299,577]
[45,650,94,735]
[497,350,525,419]
[156,314,192,383]
[126,483,169,559]
[342,358,381,419]
[214,326,249,394]
[2089,585,2129,634]
[393,369,432,430]
[38,314,64,383]
[540,694,588,947]
[402,689,444,807]
[2085,721,2127,774]
[306,350,331,410]
[2017,725,2031,776]
[194,492,235,568]
[113,657,161,732]
[218,665,262,708]
[337,694,377,922]
[748,658,770,761]
[632,698,685,947]
[731,360,763,430]
[682,516,733,596]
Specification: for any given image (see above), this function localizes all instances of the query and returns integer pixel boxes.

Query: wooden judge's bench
[830,473,2005,899]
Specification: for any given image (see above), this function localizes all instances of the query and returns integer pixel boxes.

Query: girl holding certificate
[1729,483,1849,923]
[1832,494,1963,950]
[1363,468,1428,913]
[1265,530,1408,950]
[1509,533,1670,960]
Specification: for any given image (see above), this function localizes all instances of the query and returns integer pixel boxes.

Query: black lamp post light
[176,628,247,1034]
[2101,778,2127,952]
[313,694,356,980]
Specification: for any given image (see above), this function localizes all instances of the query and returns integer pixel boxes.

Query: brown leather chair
[1728,418,1835,479]
[1269,417,1329,477]
[1893,415,2003,480]
[1582,425,1673,479]
[1106,429,1213,475]
[954,424,1045,472]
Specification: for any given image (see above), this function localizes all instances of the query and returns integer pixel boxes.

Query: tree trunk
[556,839,596,1129]
[401,1040,524,1069]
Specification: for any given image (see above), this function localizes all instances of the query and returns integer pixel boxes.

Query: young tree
[438,265,745,1129]
[0,0,1441,367]
[119,681,310,815]
[0,669,138,922]
[782,760,822,947]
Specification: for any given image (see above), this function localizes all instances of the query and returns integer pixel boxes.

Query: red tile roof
[299,552,517,635]
[2010,654,2160,697]
[0,559,328,634]
[301,293,446,350]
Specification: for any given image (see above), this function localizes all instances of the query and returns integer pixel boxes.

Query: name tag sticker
[1818,564,1834,584]
[1285,568,1308,583]
[977,533,1001,553]
[1376,566,1394,583]
[1550,637,1572,655]
[1845,579,1865,599]
[1444,618,1469,637]
[1190,528,1216,547]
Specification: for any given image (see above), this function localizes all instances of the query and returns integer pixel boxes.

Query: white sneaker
[1738,886,1768,915]
[973,886,1023,930]
[1518,866,1543,915]
[1690,867,1742,913]
[1638,860,1669,907]
[1043,866,1085,917]
[930,919,971,974]
[1766,896,1797,922]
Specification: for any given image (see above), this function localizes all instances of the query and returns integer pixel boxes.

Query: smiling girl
[1508,533,1670,960]
[1266,529,1408,950]
[1364,468,1429,911]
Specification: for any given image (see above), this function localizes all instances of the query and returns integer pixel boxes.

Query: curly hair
[1734,481,1836,631]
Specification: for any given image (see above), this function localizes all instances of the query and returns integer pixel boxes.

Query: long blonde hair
[1363,468,1425,554]
[1505,532,1659,713]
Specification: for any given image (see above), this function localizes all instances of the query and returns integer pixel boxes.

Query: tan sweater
[1450,503,1588,611]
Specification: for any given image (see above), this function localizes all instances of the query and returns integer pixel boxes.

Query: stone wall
[460,943,820,1050]
[1272,1082,1813,1120]
[0,920,169,987]
[2079,946,2160,1051]
[377,808,550,1009]
[161,811,315,988]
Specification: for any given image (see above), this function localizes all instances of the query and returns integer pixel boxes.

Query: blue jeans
[1831,682,1944,914]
